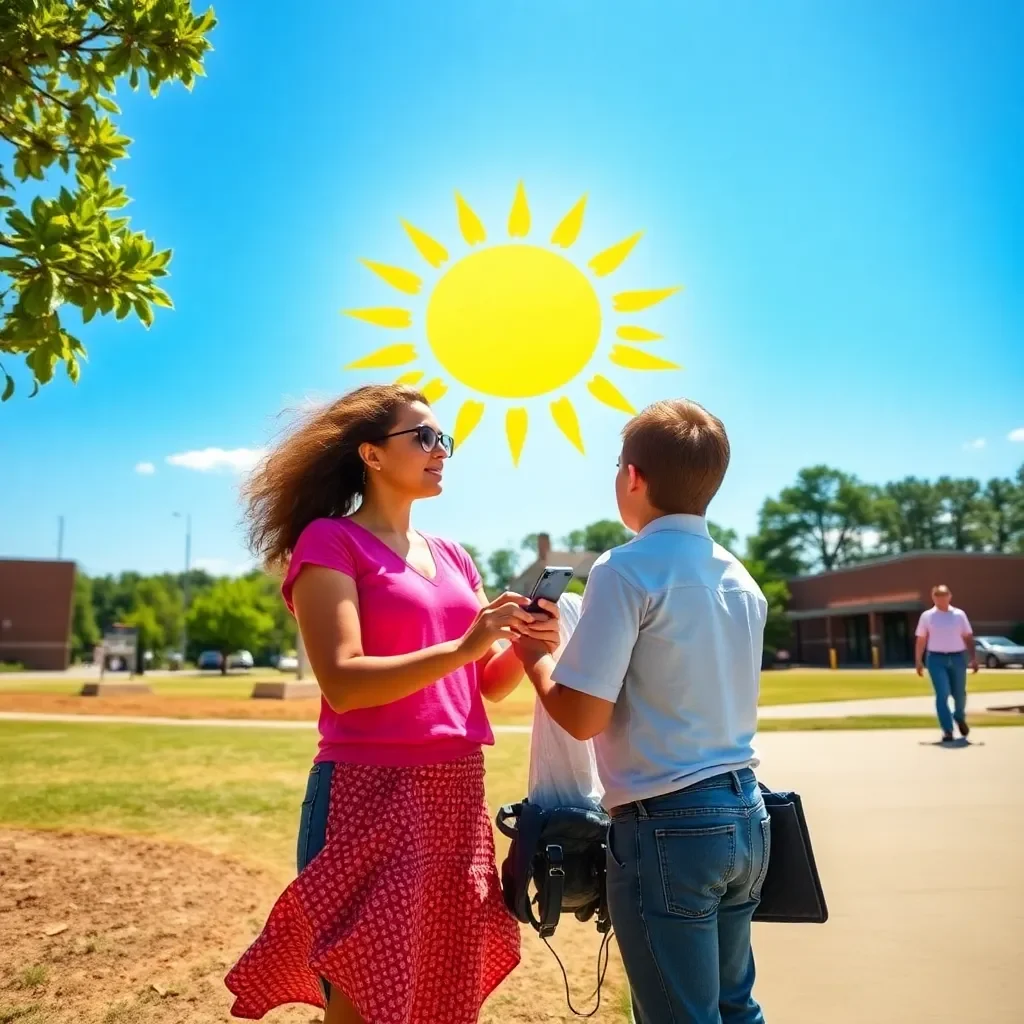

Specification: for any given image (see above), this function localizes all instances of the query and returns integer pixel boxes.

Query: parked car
[276,653,299,672]
[197,650,223,671]
[228,650,255,670]
[974,636,1024,669]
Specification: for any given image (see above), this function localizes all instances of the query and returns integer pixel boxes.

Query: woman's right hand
[459,593,535,661]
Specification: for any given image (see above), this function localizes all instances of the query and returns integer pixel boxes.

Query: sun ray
[589,232,643,277]
[617,326,663,342]
[612,286,682,312]
[610,345,681,371]
[401,219,449,268]
[550,396,585,454]
[508,181,531,238]
[587,375,636,415]
[395,370,425,385]
[345,344,418,370]
[359,259,422,295]
[455,192,487,246]
[454,400,485,448]
[421,378,448,404]
[506,407,528,465]
[550,195,588,248]
[343,307,412,328]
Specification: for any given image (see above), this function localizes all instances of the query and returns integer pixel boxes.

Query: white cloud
[166,447,267,473]
[135,461,156,475]
[962,438,986,451]
[1009,427,1024,443]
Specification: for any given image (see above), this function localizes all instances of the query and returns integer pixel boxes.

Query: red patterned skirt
[225,750,520,1022]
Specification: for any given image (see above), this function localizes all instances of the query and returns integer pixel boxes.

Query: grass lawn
[1,714,1020,876]
[0,720,531,880]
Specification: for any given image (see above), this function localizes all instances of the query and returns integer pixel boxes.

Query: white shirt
[551,514,767,810]
[916,606,973,653]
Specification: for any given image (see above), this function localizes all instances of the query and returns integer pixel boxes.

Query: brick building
[509,533,600,595]
[787,552,1024,667]
[0,559,76,671]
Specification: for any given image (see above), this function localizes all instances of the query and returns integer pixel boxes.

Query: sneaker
[942,732,955,743]
[956,718,970,738]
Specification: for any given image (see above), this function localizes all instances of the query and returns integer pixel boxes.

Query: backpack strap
[496,802,522,840]
[527,843,565,939]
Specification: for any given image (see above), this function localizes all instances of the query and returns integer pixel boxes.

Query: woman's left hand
[512,598,561,657]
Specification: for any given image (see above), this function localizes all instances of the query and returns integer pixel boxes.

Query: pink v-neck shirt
[282,517,491,766]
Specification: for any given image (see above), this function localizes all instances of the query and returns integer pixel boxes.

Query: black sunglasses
[378,425,454,458]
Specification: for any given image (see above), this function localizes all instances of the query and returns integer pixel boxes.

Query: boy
[520,399,769,1024]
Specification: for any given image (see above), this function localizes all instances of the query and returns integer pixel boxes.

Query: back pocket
[655,824,737,919]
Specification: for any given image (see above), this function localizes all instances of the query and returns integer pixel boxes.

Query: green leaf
[1,374,13,403]
[133,298,154,327]
[21,277,54,317]
[67,356,81,384]
[0,197,14,209]
[28,380,39,398]
[116,294,132,320]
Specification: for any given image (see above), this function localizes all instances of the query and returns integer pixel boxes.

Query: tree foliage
[186,577,275,674]
[0,0,216,401]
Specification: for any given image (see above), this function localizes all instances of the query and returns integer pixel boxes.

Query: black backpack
[496,799,612,937]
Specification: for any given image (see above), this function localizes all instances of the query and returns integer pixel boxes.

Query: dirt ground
[0,830,625,1024]
[0,692,321,721]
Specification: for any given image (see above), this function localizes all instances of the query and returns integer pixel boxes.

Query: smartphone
[525,566,575,616]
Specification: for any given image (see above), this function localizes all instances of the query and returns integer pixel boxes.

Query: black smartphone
[525,566,574,616]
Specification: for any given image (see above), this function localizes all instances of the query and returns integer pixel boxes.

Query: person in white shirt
[518,399,769,1024]
[915,584,978,742]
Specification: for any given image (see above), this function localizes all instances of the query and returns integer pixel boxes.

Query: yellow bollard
[871,645,880,670]
[829,648,838,671]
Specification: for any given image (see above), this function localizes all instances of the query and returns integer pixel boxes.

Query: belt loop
[730,771,743,796]
[634,800,648,820]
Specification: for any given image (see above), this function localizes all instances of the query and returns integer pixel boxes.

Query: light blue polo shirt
[551,514,767,810]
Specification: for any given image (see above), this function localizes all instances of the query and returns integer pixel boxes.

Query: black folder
[752,785,828,924]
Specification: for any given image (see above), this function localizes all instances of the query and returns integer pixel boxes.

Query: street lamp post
[173,513,192,664]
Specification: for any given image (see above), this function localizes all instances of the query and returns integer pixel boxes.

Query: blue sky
[3,0,1022,578]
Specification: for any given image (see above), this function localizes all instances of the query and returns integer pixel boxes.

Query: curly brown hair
[243,384,427,569]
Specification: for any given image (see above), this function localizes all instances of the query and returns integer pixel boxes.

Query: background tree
[0,0,216,401]
[580,519,631,553]
[486,549,518,595]
[242,570,297,663]
[872,477,943,553]
[980,477,1019,552]
[707,522,739,552]
[70,570,99,659]
[744,559,791,654]
[935,476,983,550]
[186,577,275,675]
[560,528,586,552]
[754,465,874,573]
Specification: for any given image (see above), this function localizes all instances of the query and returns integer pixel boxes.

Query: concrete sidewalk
[759,688,1024,719]
[751,727,1023,1022]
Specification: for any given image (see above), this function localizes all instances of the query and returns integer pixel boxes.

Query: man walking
[915,585,978,742]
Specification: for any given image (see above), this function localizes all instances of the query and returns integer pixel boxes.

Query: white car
[276,654,299,672]
[227,650,254,670]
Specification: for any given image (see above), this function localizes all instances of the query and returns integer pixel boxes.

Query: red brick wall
[0,559,76,670]
[789,553,1024,631]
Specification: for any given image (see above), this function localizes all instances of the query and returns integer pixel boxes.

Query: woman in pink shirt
[225,384,559,1024]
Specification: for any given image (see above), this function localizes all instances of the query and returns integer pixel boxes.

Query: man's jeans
[608,768,769,1024]
[925,651,968,735]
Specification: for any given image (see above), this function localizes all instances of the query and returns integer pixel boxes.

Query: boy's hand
[512,598,560,656]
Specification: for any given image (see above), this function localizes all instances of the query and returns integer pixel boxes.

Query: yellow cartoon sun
[343,182,682,464]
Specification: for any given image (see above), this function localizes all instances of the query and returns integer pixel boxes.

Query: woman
[225,384,559,1023]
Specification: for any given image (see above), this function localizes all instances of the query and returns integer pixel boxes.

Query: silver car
[974,636,1024,669]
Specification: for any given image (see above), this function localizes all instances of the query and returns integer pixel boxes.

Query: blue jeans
[608,769,769,1024]
[925,651,968,735]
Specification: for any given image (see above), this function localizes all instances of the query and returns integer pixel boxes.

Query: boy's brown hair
[621,399,730,515]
